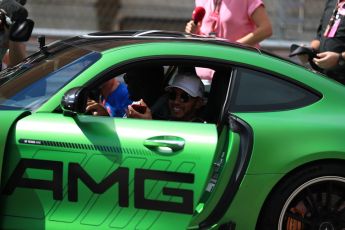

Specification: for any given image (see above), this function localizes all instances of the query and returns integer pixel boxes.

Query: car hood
[0,110,30,183]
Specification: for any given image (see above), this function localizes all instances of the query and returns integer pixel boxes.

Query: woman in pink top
[185,0,272,80]
[185,0,272,47]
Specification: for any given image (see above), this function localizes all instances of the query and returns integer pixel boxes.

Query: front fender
[0,110,30,183]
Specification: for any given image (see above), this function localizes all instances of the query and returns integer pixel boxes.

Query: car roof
[35,30,298,68]
[45,30,261,54]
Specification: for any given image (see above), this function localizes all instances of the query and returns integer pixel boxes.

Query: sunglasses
[168,90,194,103]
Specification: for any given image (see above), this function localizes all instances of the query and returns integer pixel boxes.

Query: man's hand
[86,99,109,116]
[185,20,200,34]
[313,51,339,69]
[126,99,152,119]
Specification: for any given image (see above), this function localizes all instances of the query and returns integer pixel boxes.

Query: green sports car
[0,30,344,230]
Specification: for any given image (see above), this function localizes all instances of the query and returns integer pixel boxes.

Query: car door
[0,112,222,229]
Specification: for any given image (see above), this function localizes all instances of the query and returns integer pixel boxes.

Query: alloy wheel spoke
[338,207,345,219]
[304,187,321,217]
[334,198,345,214]
[285,210,313,226]
[325,182,333,211]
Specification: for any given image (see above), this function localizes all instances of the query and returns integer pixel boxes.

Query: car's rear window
[230,68,321,112]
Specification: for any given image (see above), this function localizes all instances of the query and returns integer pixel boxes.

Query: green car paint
[189,129,240,228]
[0,31,345,229]
[1,113,218,229]
[0,110,30,184]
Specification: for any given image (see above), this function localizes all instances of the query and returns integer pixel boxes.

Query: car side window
[230,68,321,112]
[84,63,227,124]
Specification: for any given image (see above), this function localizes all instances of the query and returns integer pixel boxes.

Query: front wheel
[257,163,345,230]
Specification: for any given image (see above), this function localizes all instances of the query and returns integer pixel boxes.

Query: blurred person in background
[297,0,345,84]
[1,40,26,69]
[185,0,272,80]
[7,39,26,67]
[0,0,31,69]
[185,0,272,47]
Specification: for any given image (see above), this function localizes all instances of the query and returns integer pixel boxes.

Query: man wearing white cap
[127,72,205,122]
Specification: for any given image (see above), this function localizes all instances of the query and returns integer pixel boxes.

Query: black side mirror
[9,18,34,42]
[61,87,88,116]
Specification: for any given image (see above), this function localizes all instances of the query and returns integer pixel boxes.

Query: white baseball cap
[165,72,204,98]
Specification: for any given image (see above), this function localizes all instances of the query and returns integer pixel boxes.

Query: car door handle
[143,136,185,154]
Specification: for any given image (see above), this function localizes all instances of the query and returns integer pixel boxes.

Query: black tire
[257,162,345,230]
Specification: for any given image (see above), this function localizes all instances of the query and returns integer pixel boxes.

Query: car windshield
[0,49,101,111]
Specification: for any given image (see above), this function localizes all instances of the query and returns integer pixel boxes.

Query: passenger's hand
[126,99,152,119]
[86,99,109,116]
[185,20,199,34]
[313,51,339,69]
